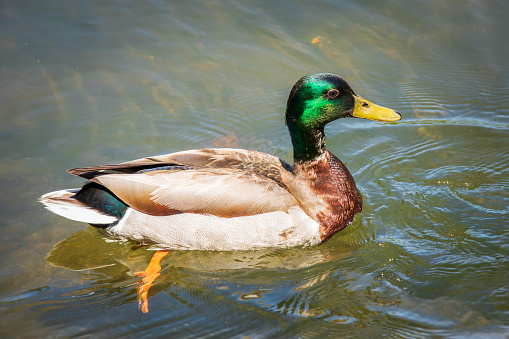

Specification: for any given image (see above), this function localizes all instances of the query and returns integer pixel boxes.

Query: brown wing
[68,148,297,218]
[68,148,292,181]
[93,167,298,218]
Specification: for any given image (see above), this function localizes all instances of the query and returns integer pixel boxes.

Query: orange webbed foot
[135,250,169,313]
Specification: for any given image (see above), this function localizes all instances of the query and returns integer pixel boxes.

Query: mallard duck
[41,73,401,251]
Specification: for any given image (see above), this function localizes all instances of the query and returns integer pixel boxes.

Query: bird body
[40,73,401,250]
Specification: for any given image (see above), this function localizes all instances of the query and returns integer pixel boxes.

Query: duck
[40,73,401,252]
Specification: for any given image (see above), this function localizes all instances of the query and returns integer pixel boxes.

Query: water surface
[1,0,508,337]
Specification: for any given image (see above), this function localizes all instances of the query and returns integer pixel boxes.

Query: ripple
[0,287,50,303]
[342,121,509,304]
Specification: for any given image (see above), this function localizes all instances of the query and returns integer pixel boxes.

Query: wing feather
[95,168,298,218]
[68,148,292,179]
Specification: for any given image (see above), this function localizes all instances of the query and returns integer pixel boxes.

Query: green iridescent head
[285,73,401,161]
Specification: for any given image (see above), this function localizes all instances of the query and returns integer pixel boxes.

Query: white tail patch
[40,189,118,224]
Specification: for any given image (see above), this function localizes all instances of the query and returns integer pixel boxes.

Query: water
[1,0,508,337]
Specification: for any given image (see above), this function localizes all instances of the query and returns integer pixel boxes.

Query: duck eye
[325,89,340,99]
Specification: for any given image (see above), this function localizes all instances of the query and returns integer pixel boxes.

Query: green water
[1,0,508,337]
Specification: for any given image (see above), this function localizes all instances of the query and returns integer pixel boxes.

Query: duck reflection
[46,226,354,313]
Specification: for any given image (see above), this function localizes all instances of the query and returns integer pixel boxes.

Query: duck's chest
[294,151,362,242]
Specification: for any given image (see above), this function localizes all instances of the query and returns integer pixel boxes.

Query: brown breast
[293,150,363,242]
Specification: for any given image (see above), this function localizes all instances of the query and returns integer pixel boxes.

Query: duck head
[285,73,401,161]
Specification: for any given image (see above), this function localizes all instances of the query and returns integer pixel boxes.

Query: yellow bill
[352,95,401,121]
